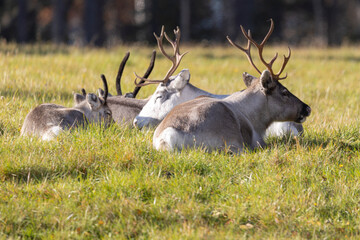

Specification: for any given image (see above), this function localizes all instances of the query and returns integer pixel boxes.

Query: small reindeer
[132,26,303,137]
[152,20,311,153]
[21,75,112,140]
[85,51,156,125]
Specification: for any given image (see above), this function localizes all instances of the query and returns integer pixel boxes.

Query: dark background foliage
[0,0,359,46]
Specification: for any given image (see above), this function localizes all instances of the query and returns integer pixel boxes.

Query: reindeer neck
[73,101,91,118]
[223,88,273,136]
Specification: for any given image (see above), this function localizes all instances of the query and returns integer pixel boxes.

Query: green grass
[0,43,359,239]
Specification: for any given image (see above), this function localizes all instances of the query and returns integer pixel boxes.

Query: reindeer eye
[91,94,97,101]
[282,90,290,97]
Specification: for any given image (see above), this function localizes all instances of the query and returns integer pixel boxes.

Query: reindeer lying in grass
[133,26,304,137]
[21,75,112,140]
[145,20,311,153]
[85,51,156,126]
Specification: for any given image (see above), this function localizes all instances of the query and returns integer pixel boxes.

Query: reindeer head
[74,75,113,125]
[134,69,191,128]
[227,19,311,124]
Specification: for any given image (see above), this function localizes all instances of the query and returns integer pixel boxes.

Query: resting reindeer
[83,51,156,125]
[132,26,303,137]
[21,75,112,140]
[148,20,311,153]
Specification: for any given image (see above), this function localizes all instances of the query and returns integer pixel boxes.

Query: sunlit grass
[0,43,359,239]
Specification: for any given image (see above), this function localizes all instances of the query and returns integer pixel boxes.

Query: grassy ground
[0,43,359,239]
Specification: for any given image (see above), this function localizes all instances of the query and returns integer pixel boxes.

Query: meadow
[0,42,359,239]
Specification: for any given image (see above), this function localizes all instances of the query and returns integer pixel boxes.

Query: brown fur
[21,104,86,137]
[21,93,112,139]
[105,97,148,125]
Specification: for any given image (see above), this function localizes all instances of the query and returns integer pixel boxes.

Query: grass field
[0,43,359,239]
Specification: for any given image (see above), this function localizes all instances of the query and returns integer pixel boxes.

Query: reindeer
[132,26,304,137]
[83,51,156,126]
[149,20,311,153]
[21,75,112,140]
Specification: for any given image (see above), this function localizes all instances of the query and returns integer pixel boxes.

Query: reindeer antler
[100,74,109,102]
[115,51,130,96]
[81,88,87,96]
[227,30,261,75]
[134,26,188,87]
[227,19,291,81]
[127,50,156,98]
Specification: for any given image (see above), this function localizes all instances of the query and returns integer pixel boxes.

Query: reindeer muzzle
[296,104,311,123]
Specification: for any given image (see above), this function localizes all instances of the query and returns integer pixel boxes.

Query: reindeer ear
[86,93,101,110]
[242,72,257,87]
[260,70,276,92]
[98,88,105,98]
[74,93,86,104]
[98,88,113,98]
[169,69,190,90]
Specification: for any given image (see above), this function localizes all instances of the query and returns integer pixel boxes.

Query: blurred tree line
[0,0,359,46]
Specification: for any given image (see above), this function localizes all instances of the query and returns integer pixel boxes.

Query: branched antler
[227,30,261,75]
[227,19,291,81]
[134,26,188,87]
